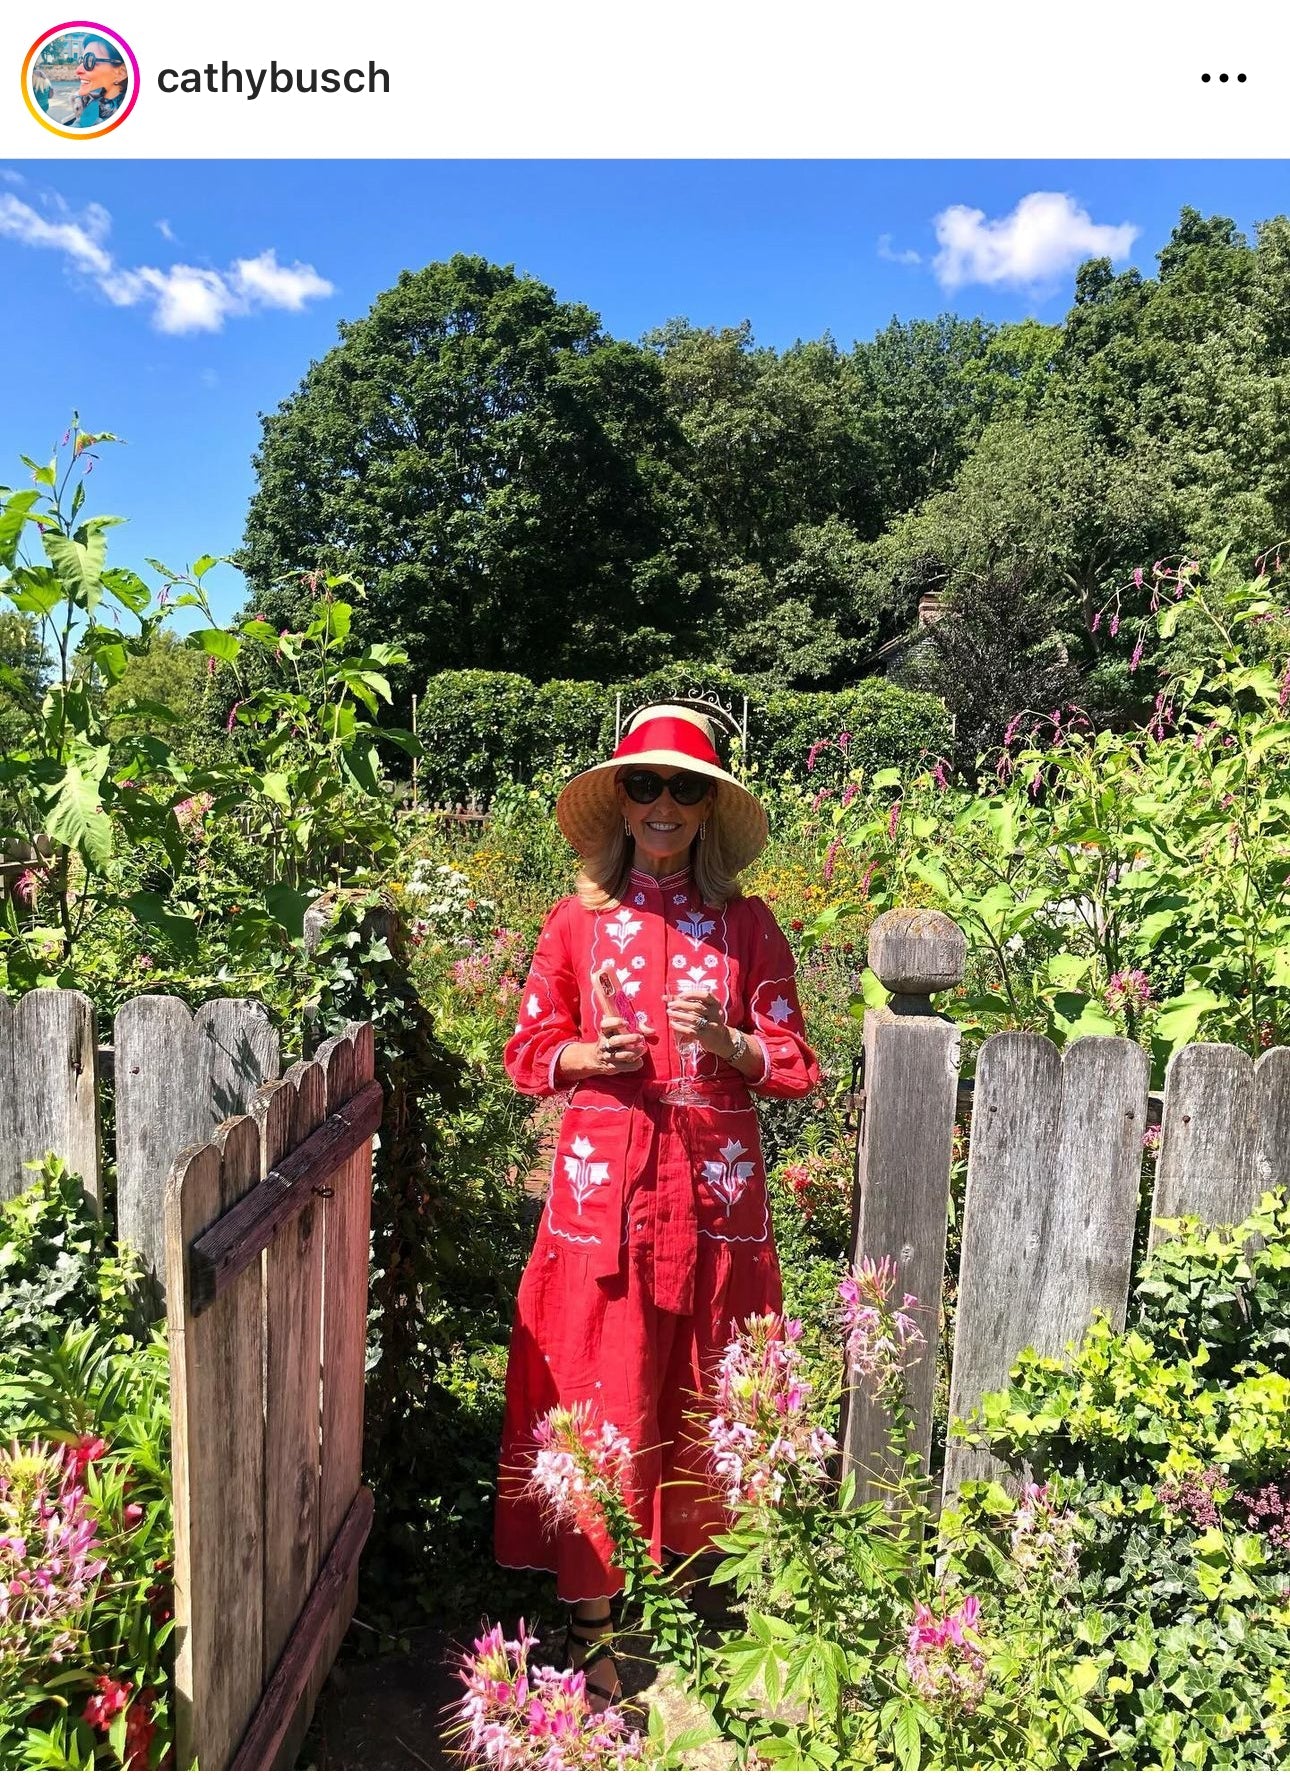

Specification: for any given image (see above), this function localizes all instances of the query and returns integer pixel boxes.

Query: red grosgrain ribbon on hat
[613,717,720,768]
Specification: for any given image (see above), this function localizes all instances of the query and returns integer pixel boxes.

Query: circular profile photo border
[22,21,139,139]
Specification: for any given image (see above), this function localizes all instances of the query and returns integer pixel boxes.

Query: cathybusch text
[157,62,390,98]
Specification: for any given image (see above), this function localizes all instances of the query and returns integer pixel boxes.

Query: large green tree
[239,256,706,696]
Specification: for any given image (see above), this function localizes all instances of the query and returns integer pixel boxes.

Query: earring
[623,817,631,835]
[699,821,707,840]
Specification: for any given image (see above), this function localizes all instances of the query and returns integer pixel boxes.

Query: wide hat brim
[555,749,769,874]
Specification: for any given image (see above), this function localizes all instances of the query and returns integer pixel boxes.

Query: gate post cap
[868,909,966,996]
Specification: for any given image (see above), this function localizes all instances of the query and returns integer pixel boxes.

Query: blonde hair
[575,785,742,910]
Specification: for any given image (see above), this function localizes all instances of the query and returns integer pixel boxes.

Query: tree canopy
[239,211,1290,751]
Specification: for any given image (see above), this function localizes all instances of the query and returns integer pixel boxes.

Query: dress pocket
[544,1099,630,1254]
[690,1103,769,1245]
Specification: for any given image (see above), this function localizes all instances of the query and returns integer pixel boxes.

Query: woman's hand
[666,991,733,1056]
[559,1013,649,1080]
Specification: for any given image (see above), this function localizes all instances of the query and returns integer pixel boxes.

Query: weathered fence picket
[943,1032,1149,1495]
[0,988,101,1206]
[117,996,280,1297]
[1150,1042,1290,1241]
[167,1115,266,1770]
[840,911,964,1498]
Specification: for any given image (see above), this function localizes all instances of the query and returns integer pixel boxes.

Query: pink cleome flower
[707,1312,836,1513]
[905,1596,988,1716]
[451,1617,644,1769]
[839,1256,926,1398]
[527,1404,633,1540]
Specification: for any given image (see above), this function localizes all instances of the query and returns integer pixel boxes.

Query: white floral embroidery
[672,892,689,906]
[562,1135,611,1215]
[634,893,646,907]
[702,1138,756,1213]
[526,992,542,1020]
[672,953,686,968]
[677,964,717,995]
[703,953,718,967]
[677,911,716,946]
[768,993,795,1025]
[631,955,646,970]
[606,908,643,954]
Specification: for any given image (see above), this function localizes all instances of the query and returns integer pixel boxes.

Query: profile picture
[23,22,139,138]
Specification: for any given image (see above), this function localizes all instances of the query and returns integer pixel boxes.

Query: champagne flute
[660,988,714,1108]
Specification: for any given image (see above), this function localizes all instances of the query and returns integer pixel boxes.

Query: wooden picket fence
[840,909,1290,1507]
[0,990,381,1771]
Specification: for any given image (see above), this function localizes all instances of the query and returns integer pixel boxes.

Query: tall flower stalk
[0,1437,107,1681]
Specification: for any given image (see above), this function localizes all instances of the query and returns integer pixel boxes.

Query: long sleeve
[504,899,582,1096]
[740,896,819,1100]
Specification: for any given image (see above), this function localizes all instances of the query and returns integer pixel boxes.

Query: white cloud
[0,169,27,186]
[877,232,921,267]
[155,218,176,242]
[0,193,112,274]
[230,250,334,311]
[931,191,1138,291]
[0,187,334,333]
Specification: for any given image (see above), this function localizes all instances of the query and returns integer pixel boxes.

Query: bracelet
[726,1027,749,1065]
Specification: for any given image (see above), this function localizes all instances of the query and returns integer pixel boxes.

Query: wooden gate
[0,988,380,1769]
[167,1021,381,1769]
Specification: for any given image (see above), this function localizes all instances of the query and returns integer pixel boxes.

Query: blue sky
[3,158,1289,626]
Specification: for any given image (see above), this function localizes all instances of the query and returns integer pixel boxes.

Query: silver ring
[697,1016,712,1030]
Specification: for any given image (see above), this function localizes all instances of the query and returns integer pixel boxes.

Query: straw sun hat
[554,704,769,873]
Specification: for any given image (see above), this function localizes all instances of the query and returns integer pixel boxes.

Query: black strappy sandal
[562,1606,622,1709]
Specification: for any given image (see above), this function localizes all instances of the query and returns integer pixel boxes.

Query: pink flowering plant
[0,1164,174,1769]
[449,1618,648,1771]
[807,551,1290,1075]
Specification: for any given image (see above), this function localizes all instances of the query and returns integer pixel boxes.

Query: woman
[74,38,129,127]
[495,702,818,1706]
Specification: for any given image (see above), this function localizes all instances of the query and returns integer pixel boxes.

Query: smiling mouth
[645,820,681,832]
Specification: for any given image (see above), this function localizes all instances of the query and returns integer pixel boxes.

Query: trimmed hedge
[415,665,950,806]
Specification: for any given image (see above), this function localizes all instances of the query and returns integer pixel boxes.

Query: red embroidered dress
[495,865,819,1600]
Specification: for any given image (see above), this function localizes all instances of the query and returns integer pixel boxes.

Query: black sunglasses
[81,48,124,69]
[621,769,712,807]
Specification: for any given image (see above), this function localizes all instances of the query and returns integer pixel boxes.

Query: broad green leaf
[6,566,63,617]
[189,628,241,664]
[858,966,890,1010]
[870,767,901,791]
[1046,951,1091,989]
[263,886,311,938]
[1154,988,1222,1046]
[126,893,198,958]
[0,488,41,567]
[20,454,56,487]
[100,566,153,613]
[192,554,218,577]
[43,528,108,610]
[379,727,422,758]
[892,1705,921,1772]
[45,756,112,866]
